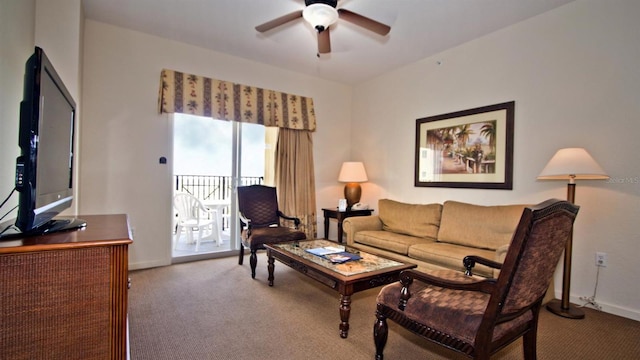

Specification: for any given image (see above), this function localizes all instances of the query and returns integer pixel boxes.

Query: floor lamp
[537,148,609,319]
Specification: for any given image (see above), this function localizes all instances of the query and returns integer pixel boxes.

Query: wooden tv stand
[0,214,132,359]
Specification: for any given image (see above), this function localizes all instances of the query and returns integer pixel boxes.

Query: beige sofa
[343,199,555,302]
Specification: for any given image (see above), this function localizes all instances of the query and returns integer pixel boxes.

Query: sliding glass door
[171,113,267,261]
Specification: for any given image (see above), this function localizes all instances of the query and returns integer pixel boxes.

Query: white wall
[352,0,640,320]
[34,0,82,102]
[34,0,84,215]
[81,20,352,269]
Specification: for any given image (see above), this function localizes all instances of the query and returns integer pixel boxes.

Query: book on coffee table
[305,246,345,256]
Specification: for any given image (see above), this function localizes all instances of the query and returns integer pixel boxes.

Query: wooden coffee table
[265,239,416,338]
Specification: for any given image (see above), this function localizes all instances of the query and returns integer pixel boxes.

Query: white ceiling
[82,0,575,85]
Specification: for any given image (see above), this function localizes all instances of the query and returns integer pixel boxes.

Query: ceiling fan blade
[337,9,390,36]
[255,10,303,32]
[318,28,331,54]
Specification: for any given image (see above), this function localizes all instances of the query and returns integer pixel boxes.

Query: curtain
[275,128,317,239]
[263,127,279,186]
[159,69,316,131]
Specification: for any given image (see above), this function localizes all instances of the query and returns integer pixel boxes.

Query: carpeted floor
[128,255,640,360]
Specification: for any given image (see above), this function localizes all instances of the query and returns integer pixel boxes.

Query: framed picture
[414,101,514,189]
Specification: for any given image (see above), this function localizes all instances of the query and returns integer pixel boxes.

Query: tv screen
[0,47,85,238]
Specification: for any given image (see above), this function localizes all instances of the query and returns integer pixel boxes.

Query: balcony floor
[172,230,232,257]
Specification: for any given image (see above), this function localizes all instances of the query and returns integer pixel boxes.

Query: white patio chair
[173,193,222,251]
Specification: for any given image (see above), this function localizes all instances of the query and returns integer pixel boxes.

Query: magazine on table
[324,252,362,263]
[305,245,361,263]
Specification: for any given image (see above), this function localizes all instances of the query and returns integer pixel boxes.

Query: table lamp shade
[338,162,368,182]
[537,148,609,182]
[338,162,368,207]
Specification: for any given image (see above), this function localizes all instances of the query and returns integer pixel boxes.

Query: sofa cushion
[379,199,442,239]
[437,201,525,250]
[408,242,496,277]
[354,230,435,256]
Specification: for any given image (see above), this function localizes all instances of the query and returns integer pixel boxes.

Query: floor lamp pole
[546,182,585,319]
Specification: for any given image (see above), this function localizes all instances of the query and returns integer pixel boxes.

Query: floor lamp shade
[537,148,608,319]
[537,148,609,182]
[338,162,368,207]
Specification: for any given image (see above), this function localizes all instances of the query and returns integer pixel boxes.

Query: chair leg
[214,222,222,246]
[523,328,538,360]
[523,306,541,360]
[250,250,258,279]
[186,228,194,244]
[214,211,223,246]
[195,227,203,252]
[374,307,389,360]
[238,244,245,265]
[173,225,182,250]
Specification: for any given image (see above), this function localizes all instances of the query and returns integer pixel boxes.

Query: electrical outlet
[595,252,607,267]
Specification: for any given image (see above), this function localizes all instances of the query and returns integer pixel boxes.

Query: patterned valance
[158,69,316,131]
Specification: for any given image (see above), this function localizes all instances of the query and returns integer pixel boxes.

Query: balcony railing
[173,175,263,230]
[174,175,263,201]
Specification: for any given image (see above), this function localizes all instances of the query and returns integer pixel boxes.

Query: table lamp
[537,147,609,319]
[338,162,368,208]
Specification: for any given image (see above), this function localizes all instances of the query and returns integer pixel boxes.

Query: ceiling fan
[255,0,391,55]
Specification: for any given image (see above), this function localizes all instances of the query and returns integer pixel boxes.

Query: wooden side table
[322,207,374,243]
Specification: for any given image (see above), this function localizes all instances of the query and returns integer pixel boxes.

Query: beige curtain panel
[159,69,316,131]
[275,128,317,239]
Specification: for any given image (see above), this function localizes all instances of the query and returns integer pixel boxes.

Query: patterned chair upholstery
[374,199,579,360]
[237,185,306,279]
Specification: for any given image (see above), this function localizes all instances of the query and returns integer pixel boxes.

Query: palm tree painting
[480,122,496,149]
[425,120,497,174]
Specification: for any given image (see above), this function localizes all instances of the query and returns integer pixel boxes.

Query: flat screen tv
[0,47,85,239]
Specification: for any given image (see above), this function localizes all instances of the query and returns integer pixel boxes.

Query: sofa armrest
[342,216,383,246]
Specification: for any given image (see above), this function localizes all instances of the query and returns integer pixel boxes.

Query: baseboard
[566,294,640,321]
[129,259,170,270]
[591,301,640,322]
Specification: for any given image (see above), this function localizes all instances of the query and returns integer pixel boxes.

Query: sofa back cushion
[379,199,442,239]
[437,201,526,250]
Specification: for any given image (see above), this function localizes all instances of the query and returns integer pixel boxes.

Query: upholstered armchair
[374,199,579,360]
[237,185,306,279]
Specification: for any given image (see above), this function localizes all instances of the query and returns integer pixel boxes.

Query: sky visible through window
[173,114,265,177]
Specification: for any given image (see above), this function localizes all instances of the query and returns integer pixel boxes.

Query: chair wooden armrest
[276,210,301,228]
[463,255,502,276]
[398,269,496,310]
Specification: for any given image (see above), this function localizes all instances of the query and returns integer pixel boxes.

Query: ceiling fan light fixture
[303,4,338,32]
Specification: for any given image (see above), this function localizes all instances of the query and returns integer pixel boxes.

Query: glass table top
[271,239,405,277]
